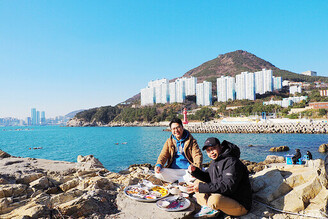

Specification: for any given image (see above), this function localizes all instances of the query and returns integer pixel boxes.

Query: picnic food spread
[124,185,169,201]
[156,196,191,211]
[124,181,191,211]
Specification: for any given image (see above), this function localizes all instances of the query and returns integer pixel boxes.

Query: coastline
[67,118,328,134]
[1,150,328,218]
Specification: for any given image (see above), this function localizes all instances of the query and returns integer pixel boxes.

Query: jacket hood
[219,140,240,159]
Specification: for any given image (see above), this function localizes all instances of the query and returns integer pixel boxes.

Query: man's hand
[188,164,196,173]
[187,181,199,193]
[155,166,161,174]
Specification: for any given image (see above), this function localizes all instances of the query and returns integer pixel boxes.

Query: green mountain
[183,50,328,84]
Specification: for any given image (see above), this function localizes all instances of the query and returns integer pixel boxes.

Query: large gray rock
[0,150,11,158]
[269,146,290,152]
[116,193,195,219]
[251,169,286,203]
[318,143,328,153]
[77,155,105,169]
[29,176,50,190]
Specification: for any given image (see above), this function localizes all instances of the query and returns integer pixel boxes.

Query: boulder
[59,178,80,192]
[318,143,328,153]
[29,176,50,190]
[271,177,322,212]
[50,188,83,206]
[263,155,285,164]
[269,146,290,152]
[17,173,44,184]
[0,184,27,198]
[116,192,195,219]
[76,155,105,169]
[0,150,11,158]
[251,169,286,203]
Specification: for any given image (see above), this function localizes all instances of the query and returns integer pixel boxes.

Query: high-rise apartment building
[36,111,40,125]
[246,72,255,100]
[141,87,155,105]
[272,76,282,90]
[196,83,204,106]
[141,78,169,105]
[169,82,177,103]
[183,76,197,96]
[255,69,273,94]
[175,78,186,103]
[41,111,46,125]
[204,81,212,106]
[236,72,255,100]
[196,81,212,106]
[217,76,235,102]
[31,108,36,125]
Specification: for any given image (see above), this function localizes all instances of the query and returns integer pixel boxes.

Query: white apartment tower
[169,82,176,103]
[272,76,282,90]
[184,76,197,96]
[255,69,273,94]
[217,76,235,102]
[141,78,169,105]
[196,83,204,106]
[175,78,186,103]
[196,81,212,106]
[236,72,255,100]
[141,87,155,105]
[204,81,212,106]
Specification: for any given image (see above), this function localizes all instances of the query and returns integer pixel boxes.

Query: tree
[195,107,215,121]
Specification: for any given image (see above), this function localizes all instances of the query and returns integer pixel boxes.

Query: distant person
[292,149,302,164]
[306,151,313,160]
[187,137,252,217]
[155,118,203,183]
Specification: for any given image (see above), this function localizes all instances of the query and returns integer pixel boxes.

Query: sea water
[0,126,327,172]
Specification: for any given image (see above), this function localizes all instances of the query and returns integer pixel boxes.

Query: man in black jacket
[292,149,301,164]
[188,137,252,217]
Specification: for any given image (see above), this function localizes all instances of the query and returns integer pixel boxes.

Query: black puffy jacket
[192,140,252,211]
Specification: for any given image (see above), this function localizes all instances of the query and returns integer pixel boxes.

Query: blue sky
[1,0,327,119]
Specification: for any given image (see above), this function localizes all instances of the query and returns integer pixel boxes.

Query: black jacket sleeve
[198,158,245,195]
[191,167,211,183]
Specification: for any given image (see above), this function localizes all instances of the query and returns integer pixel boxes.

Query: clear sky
[1,0,327,119]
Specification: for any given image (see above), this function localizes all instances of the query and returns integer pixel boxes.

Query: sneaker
[194,206,219,218]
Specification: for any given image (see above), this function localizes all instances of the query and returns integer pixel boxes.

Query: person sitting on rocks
[292,149,301,164]
[306,150,313,160]
[155,118,203,183]
[187,137,252,218]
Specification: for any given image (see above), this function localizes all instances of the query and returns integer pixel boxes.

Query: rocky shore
[67,118,168,128]
[1,150,328,218]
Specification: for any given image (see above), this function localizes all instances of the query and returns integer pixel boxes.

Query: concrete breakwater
[184,122,328,134]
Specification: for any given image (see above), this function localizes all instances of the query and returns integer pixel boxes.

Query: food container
[169,187,180,195]
[178,185,188,193]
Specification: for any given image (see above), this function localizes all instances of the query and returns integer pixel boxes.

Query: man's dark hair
[169,118,183,128]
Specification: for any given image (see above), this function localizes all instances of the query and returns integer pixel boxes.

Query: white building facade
[235,72,255,100]
[273,76,282,90]
[141,87,155,105]
[196,81,212,106]
[217,76,235,102]
[255,69,273,94]
[289,85,302,95]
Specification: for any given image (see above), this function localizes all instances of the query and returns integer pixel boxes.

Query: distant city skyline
[1,1,327,119]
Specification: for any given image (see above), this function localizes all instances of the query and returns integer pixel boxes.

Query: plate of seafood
[124,185,169,202]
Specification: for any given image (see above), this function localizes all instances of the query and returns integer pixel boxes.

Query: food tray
[156,196,191,211]
[124,185,169,202]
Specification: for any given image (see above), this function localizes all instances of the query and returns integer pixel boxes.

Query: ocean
[0,126,327,172]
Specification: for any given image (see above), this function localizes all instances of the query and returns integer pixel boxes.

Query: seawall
[184,121,328,134]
